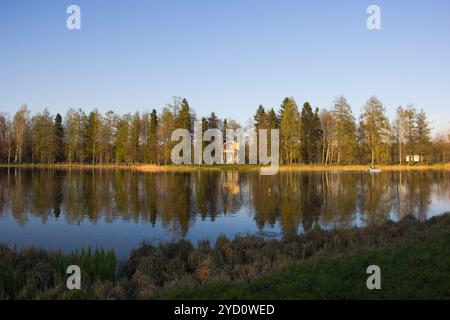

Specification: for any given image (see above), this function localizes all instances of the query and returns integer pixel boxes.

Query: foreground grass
[164,219,450,299]
[1,214,450,299]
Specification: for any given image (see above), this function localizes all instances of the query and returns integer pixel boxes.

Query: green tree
[393,106,406,164]
[177,99,193,132]
[158,107,176,164]
[403,105,417,161]
[98,111,115,164]
[84,111,101,164]
[266,108,279,129]
[320,109,334,164]
[145,109,158,163]
[0,114,13,164]
[254,105,267,129]
[64,109,81,164]
[129,112,141,163]
[31,109,55,164]
[207,112,220,129]
[54,113,65,162]
[415,109,431,161]
[114,114,130,163]
[279,97,301,164]
[300,102,316,163]
[360,97,391,167]
[331,96,357,164]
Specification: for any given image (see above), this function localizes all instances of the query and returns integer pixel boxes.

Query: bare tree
[13,105,30,164]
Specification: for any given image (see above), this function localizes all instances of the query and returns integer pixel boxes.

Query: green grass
[1,214,450,299]
[162,215,450,299]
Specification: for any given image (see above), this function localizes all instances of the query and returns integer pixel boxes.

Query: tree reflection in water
[0,168,448,240]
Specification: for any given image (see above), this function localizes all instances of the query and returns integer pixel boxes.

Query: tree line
[0,96,448,165]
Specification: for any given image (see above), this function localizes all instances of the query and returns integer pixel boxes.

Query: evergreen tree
[207,112,220,129]
[54,113,65,162]
[145,109,158,163]
[254,105,267,128]
[415,109,432,161]
[114,114,130,163]
[279,97,301,164]
[299,103,323,164]
[312,107,323,163]
[222,118,228,143]
[266,108,278,129]
[177,99,192,132]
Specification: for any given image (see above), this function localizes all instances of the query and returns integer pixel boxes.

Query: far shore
[0,163,449,172]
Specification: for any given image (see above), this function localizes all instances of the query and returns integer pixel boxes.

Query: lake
[0,168,449,257]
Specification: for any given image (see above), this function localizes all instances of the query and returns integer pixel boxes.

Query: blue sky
[0,0,449,133]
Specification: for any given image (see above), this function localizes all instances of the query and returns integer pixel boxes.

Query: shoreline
[0,163,449,172]
[1,213,449,299]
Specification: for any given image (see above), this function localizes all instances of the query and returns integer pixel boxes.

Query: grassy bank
[1,213,450,299]
[1,162,450,172]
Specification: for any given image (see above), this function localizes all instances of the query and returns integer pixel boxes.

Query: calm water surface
[0,168,449,257]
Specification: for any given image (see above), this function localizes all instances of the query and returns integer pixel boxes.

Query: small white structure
[405,155,423,163]
[223,141,239,164]
[368,166,382,173]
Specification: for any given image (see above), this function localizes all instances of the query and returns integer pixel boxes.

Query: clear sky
[1,0,449,134]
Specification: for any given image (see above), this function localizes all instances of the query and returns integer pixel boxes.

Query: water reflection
[0,169,449,254]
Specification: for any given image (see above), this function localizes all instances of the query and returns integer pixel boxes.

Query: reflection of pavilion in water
[222,171,240,195]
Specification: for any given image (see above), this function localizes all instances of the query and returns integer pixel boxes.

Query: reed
[1,213,449,299]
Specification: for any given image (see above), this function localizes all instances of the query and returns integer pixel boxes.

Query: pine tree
[177,99,192,132]
[300,102,315,163]
[207,112,220,129]
[145,109,158,163]
[54,113,65,162]
[312,107,323,163]
[266,108,278,129]
[254,105,267,128]
[415,109,431,162]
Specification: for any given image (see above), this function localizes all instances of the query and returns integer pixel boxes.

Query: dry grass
[278,163,450,172]
[1,213,450,299]
[1,162,449,172]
